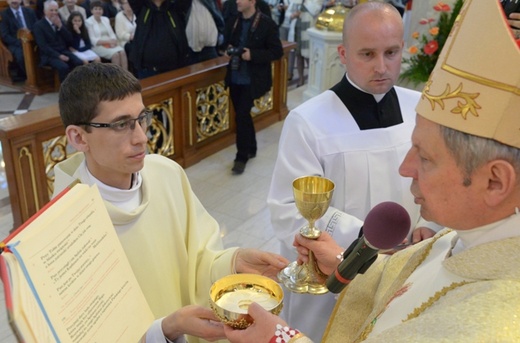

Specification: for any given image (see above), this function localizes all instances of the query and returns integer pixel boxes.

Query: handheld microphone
[326,202,411,294]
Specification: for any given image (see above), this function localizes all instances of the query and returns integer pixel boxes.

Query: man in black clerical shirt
[266,2,441,342]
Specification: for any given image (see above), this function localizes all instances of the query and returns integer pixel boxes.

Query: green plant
[400,0,464,86]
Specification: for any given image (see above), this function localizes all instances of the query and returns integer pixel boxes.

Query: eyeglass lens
[132,111,152,130]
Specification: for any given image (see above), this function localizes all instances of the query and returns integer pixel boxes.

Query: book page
[7,182,86,244]
[8,184,154,343]
[1,253,55,343]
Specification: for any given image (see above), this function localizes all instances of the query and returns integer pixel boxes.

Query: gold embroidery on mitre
[443,64,520,96]
[422,80,481,119]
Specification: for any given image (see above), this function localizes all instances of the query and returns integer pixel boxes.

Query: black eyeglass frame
[76,111,153,132]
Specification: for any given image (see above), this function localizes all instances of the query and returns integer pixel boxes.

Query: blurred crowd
[0,0,409,83]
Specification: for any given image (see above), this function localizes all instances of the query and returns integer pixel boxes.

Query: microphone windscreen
[363,202,411,249]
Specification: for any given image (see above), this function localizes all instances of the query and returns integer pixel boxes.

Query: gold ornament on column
[315,5,350,32]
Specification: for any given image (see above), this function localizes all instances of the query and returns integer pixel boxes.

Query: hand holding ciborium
[278,176,335,295]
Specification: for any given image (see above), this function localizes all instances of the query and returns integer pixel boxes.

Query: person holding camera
[222,0,283,175]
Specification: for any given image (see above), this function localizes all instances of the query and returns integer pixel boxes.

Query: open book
[0,183,154,343]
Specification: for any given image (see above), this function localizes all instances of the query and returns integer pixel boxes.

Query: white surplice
[267,82,424,342]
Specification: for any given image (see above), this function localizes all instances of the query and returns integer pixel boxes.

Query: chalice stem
[307,248,327,284]
[301,221,321,239]
[278,175,334,294]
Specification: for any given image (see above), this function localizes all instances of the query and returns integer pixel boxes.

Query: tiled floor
[0,78,307,342]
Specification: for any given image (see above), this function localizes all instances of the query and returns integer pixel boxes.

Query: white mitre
[416,0,520,148]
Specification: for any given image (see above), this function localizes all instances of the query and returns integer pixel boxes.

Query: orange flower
[423,40,439,55]
[401,0,463,85]
[408,46,419,54]
[434,1,451,12]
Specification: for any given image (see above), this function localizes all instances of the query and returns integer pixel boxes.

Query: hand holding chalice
[278,176,335,295]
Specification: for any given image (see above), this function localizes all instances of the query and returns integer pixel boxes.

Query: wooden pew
[0,1,16,85]
[0,1,58,93]
[0,41,296,230]
[18,28,59,94]
[0,31,14,85]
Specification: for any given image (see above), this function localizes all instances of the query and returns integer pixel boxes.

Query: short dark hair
[90,0,104,10]
[59,63,142,128]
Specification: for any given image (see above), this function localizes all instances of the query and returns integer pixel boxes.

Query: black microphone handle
[326,236,379,294]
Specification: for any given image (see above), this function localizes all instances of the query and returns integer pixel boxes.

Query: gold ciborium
[278,176,335,295]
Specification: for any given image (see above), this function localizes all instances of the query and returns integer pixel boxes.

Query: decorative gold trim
[355,230,453,342]
[438,0,519,98]
[405,281,472,322]
[44,135,72,198]
[147,99,175,155]
[250,63,275,117]
[18,147,40,214]
[185,91,193,146]
[252,90,273,117]
[422,81,481,119]
[426,0,519,121]
[195,82,229,142]
[441,64,520,96]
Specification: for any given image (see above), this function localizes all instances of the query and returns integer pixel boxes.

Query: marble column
[303,27,345,101]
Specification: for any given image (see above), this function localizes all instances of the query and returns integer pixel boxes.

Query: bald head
[336,1,404,94]
[343,2,403,44]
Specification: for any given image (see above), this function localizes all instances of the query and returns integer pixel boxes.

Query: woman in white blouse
[115,0,136,49]
[85,0,128,70]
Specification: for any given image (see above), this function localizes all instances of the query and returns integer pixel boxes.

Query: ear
[337,43,347,65]
[484,160,517,207]
[65,125,90,153]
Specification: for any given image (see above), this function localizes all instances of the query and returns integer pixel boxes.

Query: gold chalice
[278,176,335,295]
[209,274,284,329]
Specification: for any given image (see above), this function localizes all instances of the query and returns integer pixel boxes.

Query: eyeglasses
[77,111,152,133]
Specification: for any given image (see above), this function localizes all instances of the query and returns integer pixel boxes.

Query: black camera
[227,46,244,70]
[226,46,243,56]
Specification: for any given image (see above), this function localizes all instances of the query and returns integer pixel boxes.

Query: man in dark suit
[222,0,282,174]
[222,0,271,26]
[0,0,38,79]
[33,0,82,82]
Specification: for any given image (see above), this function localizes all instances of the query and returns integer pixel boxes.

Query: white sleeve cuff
[146,318,186,343]
[323,211,364,248]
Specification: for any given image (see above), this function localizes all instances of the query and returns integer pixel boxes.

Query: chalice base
[278,261,328,295]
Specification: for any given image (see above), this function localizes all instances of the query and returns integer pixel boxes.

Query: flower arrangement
[400,0,464,86]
